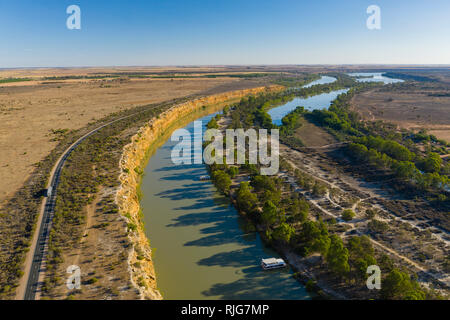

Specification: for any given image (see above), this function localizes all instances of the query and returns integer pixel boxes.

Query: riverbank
[115,85,283,299]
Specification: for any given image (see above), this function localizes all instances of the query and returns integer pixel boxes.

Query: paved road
[21,105,172,299]
[23,149,65,300]
[23,123,109,299]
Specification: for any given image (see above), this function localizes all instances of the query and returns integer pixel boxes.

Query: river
[139,74,402,299]
[268,89,348,126]
[302,75,337,88]
[268,73,404,126]
[140,113,310,300]
[348,72,404,84]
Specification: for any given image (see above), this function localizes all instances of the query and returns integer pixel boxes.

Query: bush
[227,166,239,178]
[127,223,137,232]
[368,219,389,233]
[305,279,318,293]
[365,209,376,219]
[342,209,355,221]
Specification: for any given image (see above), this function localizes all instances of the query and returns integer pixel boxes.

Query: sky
[0,0,449,67]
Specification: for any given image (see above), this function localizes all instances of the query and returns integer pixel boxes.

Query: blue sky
[1,0,449,67]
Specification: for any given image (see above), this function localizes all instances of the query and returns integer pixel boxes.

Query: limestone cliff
[115,85,283,299]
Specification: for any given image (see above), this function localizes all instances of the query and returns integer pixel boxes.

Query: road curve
[18,106,167,300]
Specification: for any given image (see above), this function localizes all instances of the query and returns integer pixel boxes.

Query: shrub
[227,166,239,178]
[368,219,389,233]
[305,279,318,293]
[342,209,355,221]
[365,209,376,219]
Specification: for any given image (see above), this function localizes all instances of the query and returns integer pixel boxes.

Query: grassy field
[293,120,337,147]
[351,81,450,144]
[0,68,262,206]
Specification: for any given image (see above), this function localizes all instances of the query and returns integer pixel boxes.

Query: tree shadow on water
[198,248,261,269]
[159,168,205,181]
[167,206,252,248]
[155,184,209,201]
[201,266,310,300]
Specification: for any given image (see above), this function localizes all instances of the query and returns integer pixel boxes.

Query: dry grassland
[0,68,260,205]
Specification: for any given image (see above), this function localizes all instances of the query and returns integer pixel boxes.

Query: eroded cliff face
[115,85,283,299]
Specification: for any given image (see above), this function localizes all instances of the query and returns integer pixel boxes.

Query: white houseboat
[261,258,287,270]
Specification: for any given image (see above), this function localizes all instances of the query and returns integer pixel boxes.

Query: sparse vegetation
[0,78,32,83]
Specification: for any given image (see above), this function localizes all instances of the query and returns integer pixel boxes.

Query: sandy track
[279,145,450,288]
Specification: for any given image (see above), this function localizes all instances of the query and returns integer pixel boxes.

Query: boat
[199,175,210,181]
[261,258,287,270]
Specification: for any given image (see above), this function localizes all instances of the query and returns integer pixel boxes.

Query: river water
[268,89,348,126]
[348,72,404,84]
[140,113,310,300]
[302,75,337,88]
[268,73,404,126]
[140,74,402,299]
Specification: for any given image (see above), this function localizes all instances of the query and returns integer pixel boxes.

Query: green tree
[236,182,257,214]
[312,182,327,196]
[326,235,350,276]
[342,209,355,221]
[381,269,425,300]
[288,198,309,222]
[261,200,278,226]
[419,152,442,173]
[207,118,219,129]
[227,166,239,178]
[261,189,282,206]
[392,161,419,180]
[251,175,276,192]
[299,220,330,256]
[211,170,231,193]
[272,223,296,244]
[347,236,376,279]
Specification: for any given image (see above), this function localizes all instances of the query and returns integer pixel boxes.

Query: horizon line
[1,63,450,70]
